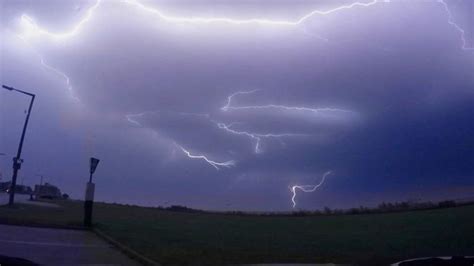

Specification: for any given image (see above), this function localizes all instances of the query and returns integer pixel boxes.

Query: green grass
[1,200,473,265]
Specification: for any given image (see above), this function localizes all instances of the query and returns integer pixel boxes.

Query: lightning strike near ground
[176,144,236,170]
[291,171,332,208]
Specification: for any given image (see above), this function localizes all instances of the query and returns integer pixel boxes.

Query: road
[0,224,140,265]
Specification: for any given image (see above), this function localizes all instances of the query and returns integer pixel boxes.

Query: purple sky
[1,0,473,211]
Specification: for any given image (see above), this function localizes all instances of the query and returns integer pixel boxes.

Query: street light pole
[2,85,36,206]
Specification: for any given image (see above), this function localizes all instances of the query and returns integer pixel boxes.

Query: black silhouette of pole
[85,157,99,227]
[2,85,36,206]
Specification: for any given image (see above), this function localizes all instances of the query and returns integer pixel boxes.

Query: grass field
[1,200,473,265]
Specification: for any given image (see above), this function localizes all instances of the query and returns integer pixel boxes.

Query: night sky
[0,0,473,211]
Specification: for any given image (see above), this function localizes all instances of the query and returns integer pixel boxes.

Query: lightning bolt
[221,90,354,116]
[125,111,236,169]
[11,34,80,101]
[17,0,382,42]
[290,171,332,208]
[126,110,308,154]
[37,52,78,101]
[221,90,260,111]
[17,0,472,50]
[439,0,474,51]
[215,121,307,153]
[176,143,235,170]
[122,0,381,26]
[15,0,101,102]
[19,0,101,40]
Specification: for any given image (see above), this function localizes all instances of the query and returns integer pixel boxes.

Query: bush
[438,200,456,208]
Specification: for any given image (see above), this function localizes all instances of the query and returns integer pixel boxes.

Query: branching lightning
[17,0,383,42]
[176,143,235,170]
[17,0,472,50]
[13,0,472,106]
[290,171,332,208]
[15,0,101,102]
[125,111,236,170]
[126,110,308,155]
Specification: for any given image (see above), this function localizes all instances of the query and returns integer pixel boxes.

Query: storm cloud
[1,0,473,210]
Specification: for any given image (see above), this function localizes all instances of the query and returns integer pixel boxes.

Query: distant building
[0,181,33,194]
[0,181,9,192]
[34,183,62,199]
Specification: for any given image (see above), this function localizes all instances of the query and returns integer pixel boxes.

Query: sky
[0,0,473,211]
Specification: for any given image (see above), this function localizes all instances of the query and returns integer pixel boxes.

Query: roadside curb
[92,227,160,266]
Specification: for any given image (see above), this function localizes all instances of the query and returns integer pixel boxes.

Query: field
[1,200,473,265]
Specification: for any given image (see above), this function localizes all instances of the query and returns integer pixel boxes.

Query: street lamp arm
[2,85,35,97]
[2,85,14,91]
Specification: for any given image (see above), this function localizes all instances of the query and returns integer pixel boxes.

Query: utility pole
[2,85,36,206]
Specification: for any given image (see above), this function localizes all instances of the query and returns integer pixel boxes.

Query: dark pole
[2,85,36,206]
[85,171,94,227]
[84,157,99,227]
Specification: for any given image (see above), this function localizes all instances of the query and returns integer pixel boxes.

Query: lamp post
[2,85,36,206]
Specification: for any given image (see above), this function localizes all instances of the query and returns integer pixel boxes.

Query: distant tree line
[282,199,465,217]
[104,198,473,216]
[152,199,472,216]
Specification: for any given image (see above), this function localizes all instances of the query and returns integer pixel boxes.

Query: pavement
[0,224,141,265]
